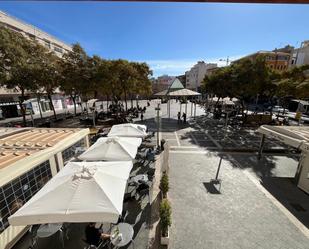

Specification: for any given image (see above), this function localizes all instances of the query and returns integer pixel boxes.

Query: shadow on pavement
[260,176,309,229]
[203,182,222,194]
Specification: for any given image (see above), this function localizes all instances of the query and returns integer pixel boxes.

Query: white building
[290,40,309,67]
[0,127,89,249]
[0,10,72,57]
[185,61,217,91]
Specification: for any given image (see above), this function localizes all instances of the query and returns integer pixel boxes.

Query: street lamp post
[219,56,230,66]
[155,103,161,148]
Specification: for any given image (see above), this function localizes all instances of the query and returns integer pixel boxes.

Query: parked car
[268,106,288,114]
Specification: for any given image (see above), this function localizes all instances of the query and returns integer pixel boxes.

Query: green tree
[60,43,90,115]
[0,26,47,125]
[111,60,136,111]
[131,62,153,101]
[35,52,63,120]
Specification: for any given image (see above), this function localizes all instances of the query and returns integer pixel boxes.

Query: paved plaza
[9,100,309,249]
[168,152,309,249]
[139,99,308,248]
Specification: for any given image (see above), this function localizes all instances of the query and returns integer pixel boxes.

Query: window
[0,161,52,233]
[62,139,85,163]
[54,46,63,53]
[277,55,288,61]
[44,41,51,49]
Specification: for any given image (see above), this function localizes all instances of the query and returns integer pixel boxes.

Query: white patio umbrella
[9,161,133,225]
[108,123,147,138]
[79,136,142,161]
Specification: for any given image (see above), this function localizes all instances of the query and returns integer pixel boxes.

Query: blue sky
[1,2,309,76]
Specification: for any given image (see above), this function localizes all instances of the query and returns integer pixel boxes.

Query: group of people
[177,112,187,124]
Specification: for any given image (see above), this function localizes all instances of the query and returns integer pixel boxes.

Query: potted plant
[160,171,169,198]
[160,199,171,245]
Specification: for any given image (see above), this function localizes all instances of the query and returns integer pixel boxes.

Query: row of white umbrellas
[9,123,148,226]
[79,123,147,161]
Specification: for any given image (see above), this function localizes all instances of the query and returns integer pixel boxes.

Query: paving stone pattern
[168,153,309,249]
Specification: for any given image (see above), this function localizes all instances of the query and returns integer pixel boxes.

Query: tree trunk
[48,94,57,120]
[124,89,128,112]
[241,99,245,119]
[214,97,221,109]
[36,94,43,119]
[130,94,133,108]
[19,88,27,126]
[106,95,109,111]
[71,94,77,116]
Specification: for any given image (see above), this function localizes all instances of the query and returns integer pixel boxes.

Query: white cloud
[142,55,244,77]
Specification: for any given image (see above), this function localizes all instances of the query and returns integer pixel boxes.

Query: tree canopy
[0,25,153,120]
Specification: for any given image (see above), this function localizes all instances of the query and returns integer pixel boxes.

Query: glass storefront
[0,161,52,233]
[62,139,85,163]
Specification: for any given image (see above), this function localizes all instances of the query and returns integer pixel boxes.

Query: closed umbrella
[79,136,142,161]
[9,161,133,225]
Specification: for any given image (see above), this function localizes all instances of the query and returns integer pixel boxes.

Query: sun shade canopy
[108,123,147,138]
[257,125,309,152]
[79,136,142,161]
[9,161,133,225]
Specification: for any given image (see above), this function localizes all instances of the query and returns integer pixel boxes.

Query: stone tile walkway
[168,152,309,249]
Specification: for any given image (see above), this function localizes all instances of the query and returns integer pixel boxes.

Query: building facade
[0,11,75,119]
[0,10,72,57]
[290,40,309,67]
[185,61,217,91]
[233,50,291,71]
[152,75,176,94]
[0,127,89,249]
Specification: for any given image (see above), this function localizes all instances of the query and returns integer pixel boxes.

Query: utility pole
[219,56,230,66]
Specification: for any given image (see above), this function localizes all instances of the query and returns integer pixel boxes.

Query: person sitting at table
[85,223,111,246]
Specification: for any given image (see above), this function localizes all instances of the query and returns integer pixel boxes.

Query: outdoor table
[110,223,134,247]
[36,223,64,248]
[37,223,63,238]
[132,174,148,184]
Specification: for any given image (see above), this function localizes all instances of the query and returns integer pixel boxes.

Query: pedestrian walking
[141,112,144,121]
[182,112,186,123]
[177,112,181,123]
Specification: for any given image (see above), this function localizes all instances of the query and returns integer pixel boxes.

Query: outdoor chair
[146,168,155,181]
[28,225,39,249]
[82,236,111,249]
[134,181,152,203]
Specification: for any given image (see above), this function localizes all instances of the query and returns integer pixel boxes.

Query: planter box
[161,230,169,245]
[161,191,169,200]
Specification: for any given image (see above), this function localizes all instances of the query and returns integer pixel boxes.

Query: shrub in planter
[159,198,171,238]
[160,172,169,198]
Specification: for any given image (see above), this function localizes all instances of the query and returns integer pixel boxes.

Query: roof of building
[233,50,291,63]
[168,88,201,97]
[154,89,168,96]
[168,78,184,91]
[0,128,85,169]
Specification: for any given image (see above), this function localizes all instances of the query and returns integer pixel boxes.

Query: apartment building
[0,127,89,249]
[185,61,217,91]
[0,11,74,119]
[232,50,291,71]
[0,10,72,57]
[290,40,309,67]
[152,75,176,93]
